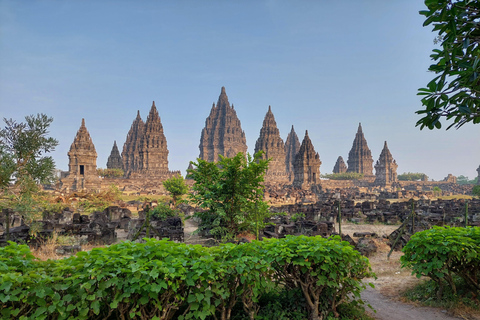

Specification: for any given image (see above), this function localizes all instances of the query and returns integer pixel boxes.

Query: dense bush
[401,226,480,298]
[1,236,374,320]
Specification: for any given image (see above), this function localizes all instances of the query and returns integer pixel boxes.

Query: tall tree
[416,0,480,130]
[187,152,270,240]
[0,114,58,224]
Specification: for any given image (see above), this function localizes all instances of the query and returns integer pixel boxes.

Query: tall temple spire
[293,131,321,188]
[107,140,123,170]
[285,125,301,174]
[374,141,398,187]
[254,106,288,183]
[199,87,247,162]
[346,123,373,175]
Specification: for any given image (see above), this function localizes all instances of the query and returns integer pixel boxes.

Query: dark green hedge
[1,236,374,320]
[401,226,480,296]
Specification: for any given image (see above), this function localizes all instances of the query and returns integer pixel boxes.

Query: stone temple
[122,102,172,179]
[477,165,480,185]
[347,123,374,176]
[199,87,247,162]
[333,156,347,174]
[374,141,398,187]
[60,119,101,192]
[293,131,321,189]
[254,106,288,183]
[106,141,123,170]
[284,125,301,178]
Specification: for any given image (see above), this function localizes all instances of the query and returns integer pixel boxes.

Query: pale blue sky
[1,0,479,181]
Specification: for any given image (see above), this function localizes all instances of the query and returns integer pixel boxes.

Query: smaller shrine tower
[293,130,321,189]
[60,119,100,192]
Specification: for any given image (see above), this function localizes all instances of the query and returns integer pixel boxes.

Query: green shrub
[0,236,374,320]
[401,226,480,298]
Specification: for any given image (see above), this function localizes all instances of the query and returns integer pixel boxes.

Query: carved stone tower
[138,102,169,173]
[374,141,398,187]
[199,87,248,162]
[333,156,347,174]
[122,111,145,177]
[121,103,178,180]
[254,106,288,183]
[347,123,374,176]
[61,119,100,191]
[477,165,480,185]
[285,125,301,175]
[293,131,321,189]
[106,141,123,170]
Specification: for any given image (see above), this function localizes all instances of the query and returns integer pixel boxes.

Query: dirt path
[362,287,460,320]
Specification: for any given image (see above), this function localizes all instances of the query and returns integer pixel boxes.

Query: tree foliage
[187,152,269,240]
[397,172,428,181]
[456,174,478,184]
[0,114,58,224]
[416,0,480,130]
[321,172,365,180]
[162,174,189,207]
[96,168,124,178]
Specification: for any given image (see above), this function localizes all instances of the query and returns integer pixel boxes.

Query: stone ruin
[0,205,184,249]
[199,87,247,162]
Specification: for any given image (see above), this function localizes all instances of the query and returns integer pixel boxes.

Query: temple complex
[346,123,374,176]
[199,87,247,162]
[293,131,321,189]
[106,141,123,170]
[333,156,347,174]
[60,119,101,192]
[374,141,398,187]
[254,106,288,183]
[284,125,301,176]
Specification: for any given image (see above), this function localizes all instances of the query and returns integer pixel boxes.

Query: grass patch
[403,278,480,318]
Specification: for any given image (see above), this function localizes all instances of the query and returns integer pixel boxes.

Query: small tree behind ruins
[187,152,270,240]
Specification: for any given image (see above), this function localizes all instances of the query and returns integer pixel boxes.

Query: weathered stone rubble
[293,131,321,188]
[0,205,184,247]
[106,141,123,170]
[374,141,398,187]
[254,106,289,183]
[199,87,247,162]
[347,123,374,177]
[60,119,101,192]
